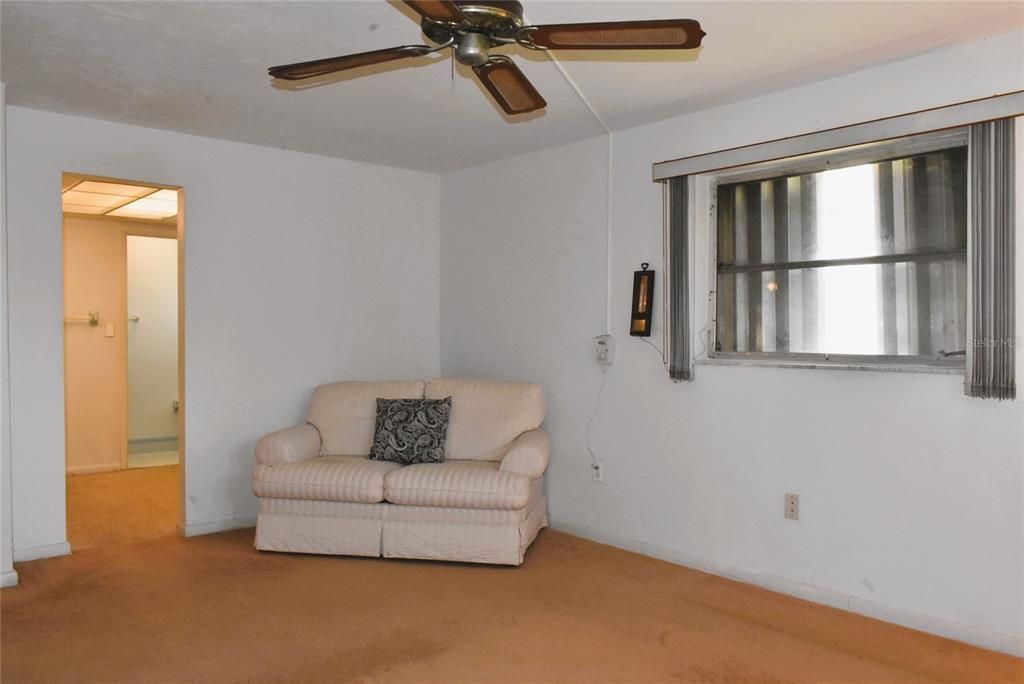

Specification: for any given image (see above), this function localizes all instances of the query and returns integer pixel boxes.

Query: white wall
[0,83,18,587]
[126,234,178,445]
[441,32,1024,654]
[6,107,440,555]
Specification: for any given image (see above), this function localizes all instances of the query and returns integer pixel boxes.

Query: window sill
[699,355,964,375]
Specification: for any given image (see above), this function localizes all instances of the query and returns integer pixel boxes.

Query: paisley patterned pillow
[368,397,452,465]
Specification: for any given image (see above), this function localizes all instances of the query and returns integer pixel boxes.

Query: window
[711,131,968,367]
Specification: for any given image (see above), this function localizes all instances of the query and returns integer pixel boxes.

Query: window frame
[701,128,970,373]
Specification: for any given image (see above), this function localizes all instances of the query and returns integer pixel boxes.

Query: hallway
[66,465,179,549]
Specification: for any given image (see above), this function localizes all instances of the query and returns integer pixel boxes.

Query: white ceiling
[3,1,1022,172]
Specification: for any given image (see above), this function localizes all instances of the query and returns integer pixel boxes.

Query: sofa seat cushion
[253,456,401,504]
[383,460,530,510]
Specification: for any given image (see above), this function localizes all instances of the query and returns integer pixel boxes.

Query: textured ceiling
[3,1,1022,172]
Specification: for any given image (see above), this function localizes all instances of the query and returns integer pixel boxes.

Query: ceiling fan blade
[472,57,546,116]
[522,19,705,50]
[269,45,432,80]
[402,0,465,23]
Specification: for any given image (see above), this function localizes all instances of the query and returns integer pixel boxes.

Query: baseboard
[549,517,1024,658]
[181,516,256,538]
[12,541,72,562]
[128,436,178,454]
[66,462,120,475]
[1,569,18,587]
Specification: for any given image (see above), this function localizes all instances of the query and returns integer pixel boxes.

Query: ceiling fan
[268,1,705,116]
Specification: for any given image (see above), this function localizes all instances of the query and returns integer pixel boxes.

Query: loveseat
[251,379,549,565]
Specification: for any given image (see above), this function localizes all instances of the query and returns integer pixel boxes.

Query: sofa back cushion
[425,378,544,461]
[307,381,425,456]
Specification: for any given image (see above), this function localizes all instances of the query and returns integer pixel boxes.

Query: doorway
[61,173,185,549]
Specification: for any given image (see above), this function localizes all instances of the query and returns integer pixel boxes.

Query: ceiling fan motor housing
[423,1,525,65]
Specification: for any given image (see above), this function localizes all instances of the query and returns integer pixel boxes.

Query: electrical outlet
[785,493,799,520]
[591,461,604,483]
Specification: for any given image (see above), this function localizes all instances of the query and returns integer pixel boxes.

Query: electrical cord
[639,336,664,358]
[586,325,710,469]
[692,327,711,363]
[585,364,607,467]
[645,326,711,362]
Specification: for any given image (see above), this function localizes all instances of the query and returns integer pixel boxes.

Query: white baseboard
[66,462,120,475]
[13,541,71,562]
[181,516,256,538]
[549,517,1024,658]
[1,569,18,587]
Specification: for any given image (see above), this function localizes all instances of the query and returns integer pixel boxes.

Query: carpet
[2,528,1019,683]
[66,465,180,549]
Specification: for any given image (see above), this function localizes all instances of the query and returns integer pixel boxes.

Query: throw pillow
[368,397,452,465]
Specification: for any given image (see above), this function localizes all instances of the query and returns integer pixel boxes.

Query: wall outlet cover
[785,493,800,520]
[594,334,614,366]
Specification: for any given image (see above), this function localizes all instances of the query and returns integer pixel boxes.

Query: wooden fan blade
[402,0,465,23]
[269,45,431,80]
[523,19,705,50]
[473,57,546,116]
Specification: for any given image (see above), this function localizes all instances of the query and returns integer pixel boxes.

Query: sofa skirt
[254,488,547,566]
[255,499,384,557]
[382,495,547,566]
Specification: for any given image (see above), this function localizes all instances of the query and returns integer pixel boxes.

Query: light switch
[105,322,115,337]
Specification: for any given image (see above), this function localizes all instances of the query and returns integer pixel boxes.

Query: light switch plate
[105,322,115,338]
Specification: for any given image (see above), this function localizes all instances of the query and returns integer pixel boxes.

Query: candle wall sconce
[630,263,654,337]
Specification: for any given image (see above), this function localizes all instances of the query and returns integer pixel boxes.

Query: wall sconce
[630,263,654,337]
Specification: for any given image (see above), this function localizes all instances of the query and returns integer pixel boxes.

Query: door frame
[62,172,186,537]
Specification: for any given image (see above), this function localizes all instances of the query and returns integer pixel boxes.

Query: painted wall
[63,217,126,474]
[1,82,18,587]
[440,32,1024,654]
[126,234,178,446]
[6,107,440,555]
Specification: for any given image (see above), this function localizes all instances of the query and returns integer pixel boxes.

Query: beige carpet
[2,527,1020,683]
[66,465,180,549]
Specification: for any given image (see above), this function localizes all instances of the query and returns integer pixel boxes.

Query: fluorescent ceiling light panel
[62,204,109,215]
[107,188,178,219]
[62,189,136,210]
[73,181,155,198]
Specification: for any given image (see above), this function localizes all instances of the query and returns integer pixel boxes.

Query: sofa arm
[255,423,321,466]
[499,429,550,479]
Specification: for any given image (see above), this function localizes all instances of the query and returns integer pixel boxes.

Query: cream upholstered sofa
[251,379,549,565]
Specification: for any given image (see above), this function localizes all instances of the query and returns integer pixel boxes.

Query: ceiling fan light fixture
[455,32,491,66]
